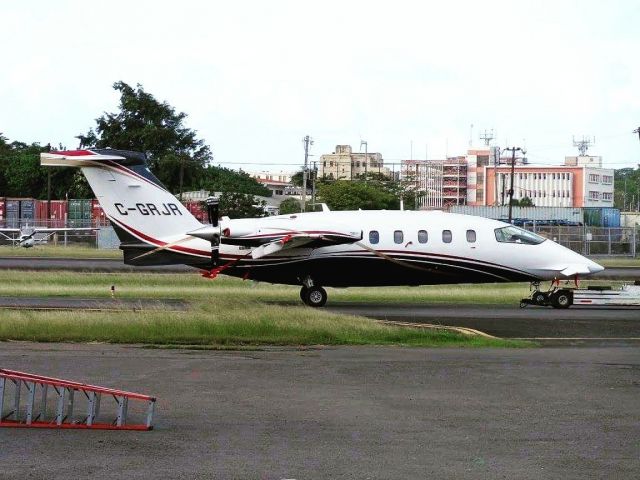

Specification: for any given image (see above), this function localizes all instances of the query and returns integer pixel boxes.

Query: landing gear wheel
[302,286,327,308]
[533,291,548,306]
[551,290,572,309]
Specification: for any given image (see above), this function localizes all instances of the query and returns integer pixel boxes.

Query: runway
[1,343,638,479]
[328,303,640,344]
[0,256,191,272]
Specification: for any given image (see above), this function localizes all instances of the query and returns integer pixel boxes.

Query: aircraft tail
[41,149,211,267]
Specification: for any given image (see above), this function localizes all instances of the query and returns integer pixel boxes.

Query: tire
[303,286,327,308]
[533,291,548,306]
[551,290,572,309]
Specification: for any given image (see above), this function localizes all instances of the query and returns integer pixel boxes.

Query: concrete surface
[0,343,638,479]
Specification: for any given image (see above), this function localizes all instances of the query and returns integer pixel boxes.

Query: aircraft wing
[0,229,21,240]
[244,231,362,260]
[31,227,98,233]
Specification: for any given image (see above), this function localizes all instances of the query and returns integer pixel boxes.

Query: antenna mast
[572,135,595,156]
[479,129,495,146]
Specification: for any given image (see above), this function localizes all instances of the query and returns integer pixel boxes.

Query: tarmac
[0,343,638,479]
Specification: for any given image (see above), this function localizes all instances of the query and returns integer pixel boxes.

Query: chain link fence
[527,225,638,257]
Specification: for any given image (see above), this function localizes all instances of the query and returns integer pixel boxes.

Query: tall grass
[0,270,537,346]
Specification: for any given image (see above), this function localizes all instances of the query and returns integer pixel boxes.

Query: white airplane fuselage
[211,210,603,287]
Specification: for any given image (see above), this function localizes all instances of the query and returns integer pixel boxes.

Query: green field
[0,270,533,347]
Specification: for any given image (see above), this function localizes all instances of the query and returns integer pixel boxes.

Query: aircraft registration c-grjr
[41,149,604,307]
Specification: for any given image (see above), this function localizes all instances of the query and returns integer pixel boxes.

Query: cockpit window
[494,226,545,245]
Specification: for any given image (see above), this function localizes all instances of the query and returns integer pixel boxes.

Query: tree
[78,81,212,193]
[511,196,534,207]
[202,166,271,197]
[219,192,266,219]
[317,180,398,210]
[279,197,302,214]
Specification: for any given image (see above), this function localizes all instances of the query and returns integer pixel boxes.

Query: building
[400,160,444,209]
[480,162,614,208]
[318,145,391,180]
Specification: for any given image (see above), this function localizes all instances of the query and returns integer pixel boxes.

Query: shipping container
[0,198,4,223]
[584,207,621,228]
[449,206,584,224]
[184,201,207,222]
[20,199,35,225]
[5,199,20,228]
[68,199,92,227]
[91,199,108,226]
[35,200,68,228]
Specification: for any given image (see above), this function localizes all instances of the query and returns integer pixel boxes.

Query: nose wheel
[300,286,327,307]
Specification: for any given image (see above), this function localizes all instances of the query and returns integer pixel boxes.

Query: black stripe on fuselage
[218,251,537,286]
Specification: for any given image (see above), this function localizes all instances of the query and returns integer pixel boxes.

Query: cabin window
[494,225,545,245]
[369,230,379,244]
[394,230,404,244]
[442,230,452,243]
[417,230,428,243]
[466,230,476,243]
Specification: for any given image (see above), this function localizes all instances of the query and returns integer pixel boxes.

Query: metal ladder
[0,369,156,430]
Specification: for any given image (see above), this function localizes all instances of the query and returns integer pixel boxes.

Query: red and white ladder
[0,369,156,430]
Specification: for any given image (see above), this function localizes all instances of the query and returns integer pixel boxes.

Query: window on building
[369,230,379,244]
[602,192,613,201]
[394,230,404,244]
[442,230,452,243]
[466,230,476,243]
[418,230,428,243]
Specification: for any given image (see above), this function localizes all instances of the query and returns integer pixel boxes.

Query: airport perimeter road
[328,304,640,343]
[0,257,191,272]
[0,343,638,479]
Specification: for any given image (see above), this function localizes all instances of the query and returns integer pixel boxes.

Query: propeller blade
[206,196,219,228]
[206,196,220,266]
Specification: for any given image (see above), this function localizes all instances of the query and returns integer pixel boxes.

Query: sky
[1,0,639,173]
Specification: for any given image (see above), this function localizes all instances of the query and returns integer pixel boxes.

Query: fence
[0,219,117,249]
[525,225,638,257]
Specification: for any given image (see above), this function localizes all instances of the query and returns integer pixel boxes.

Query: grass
[0,270,532,347]
[0,245,122,259]
[590,256,640,267]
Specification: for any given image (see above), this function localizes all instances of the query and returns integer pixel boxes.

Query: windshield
[494,225,546,245]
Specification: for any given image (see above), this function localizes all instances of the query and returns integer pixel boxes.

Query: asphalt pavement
[1,343,638,479]
[327,303,640,344]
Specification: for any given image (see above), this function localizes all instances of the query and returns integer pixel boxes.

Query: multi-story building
[400,160,444,209]
[478,157,614,207]
[318,145,391,180]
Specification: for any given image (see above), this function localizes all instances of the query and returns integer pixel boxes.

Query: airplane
[40,148,604,307]
[0,225,97,248]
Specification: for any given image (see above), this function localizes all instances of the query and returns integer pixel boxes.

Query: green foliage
[202,166,271,196]
[317,174,415,211]
[511,196,534,207]
[615,168,640,210]
[78,81,212,191]
[278,197,302,214]
[219,192,266,219]
[290,170,304,187]
[0,136,91,199]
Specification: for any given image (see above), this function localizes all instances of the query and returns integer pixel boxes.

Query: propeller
[206,196,221,266]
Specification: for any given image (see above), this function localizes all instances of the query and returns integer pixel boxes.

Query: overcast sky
[2,1,639,172]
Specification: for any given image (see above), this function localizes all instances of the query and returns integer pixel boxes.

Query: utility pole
[302,135,313,212]
[360,140,368,183]
[503,146,523,223]
[311,161,317,207]
[178,155,185,202]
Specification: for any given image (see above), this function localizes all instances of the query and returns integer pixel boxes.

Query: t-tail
[41,149,212,267]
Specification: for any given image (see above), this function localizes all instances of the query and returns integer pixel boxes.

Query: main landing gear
[299,276,327,307]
